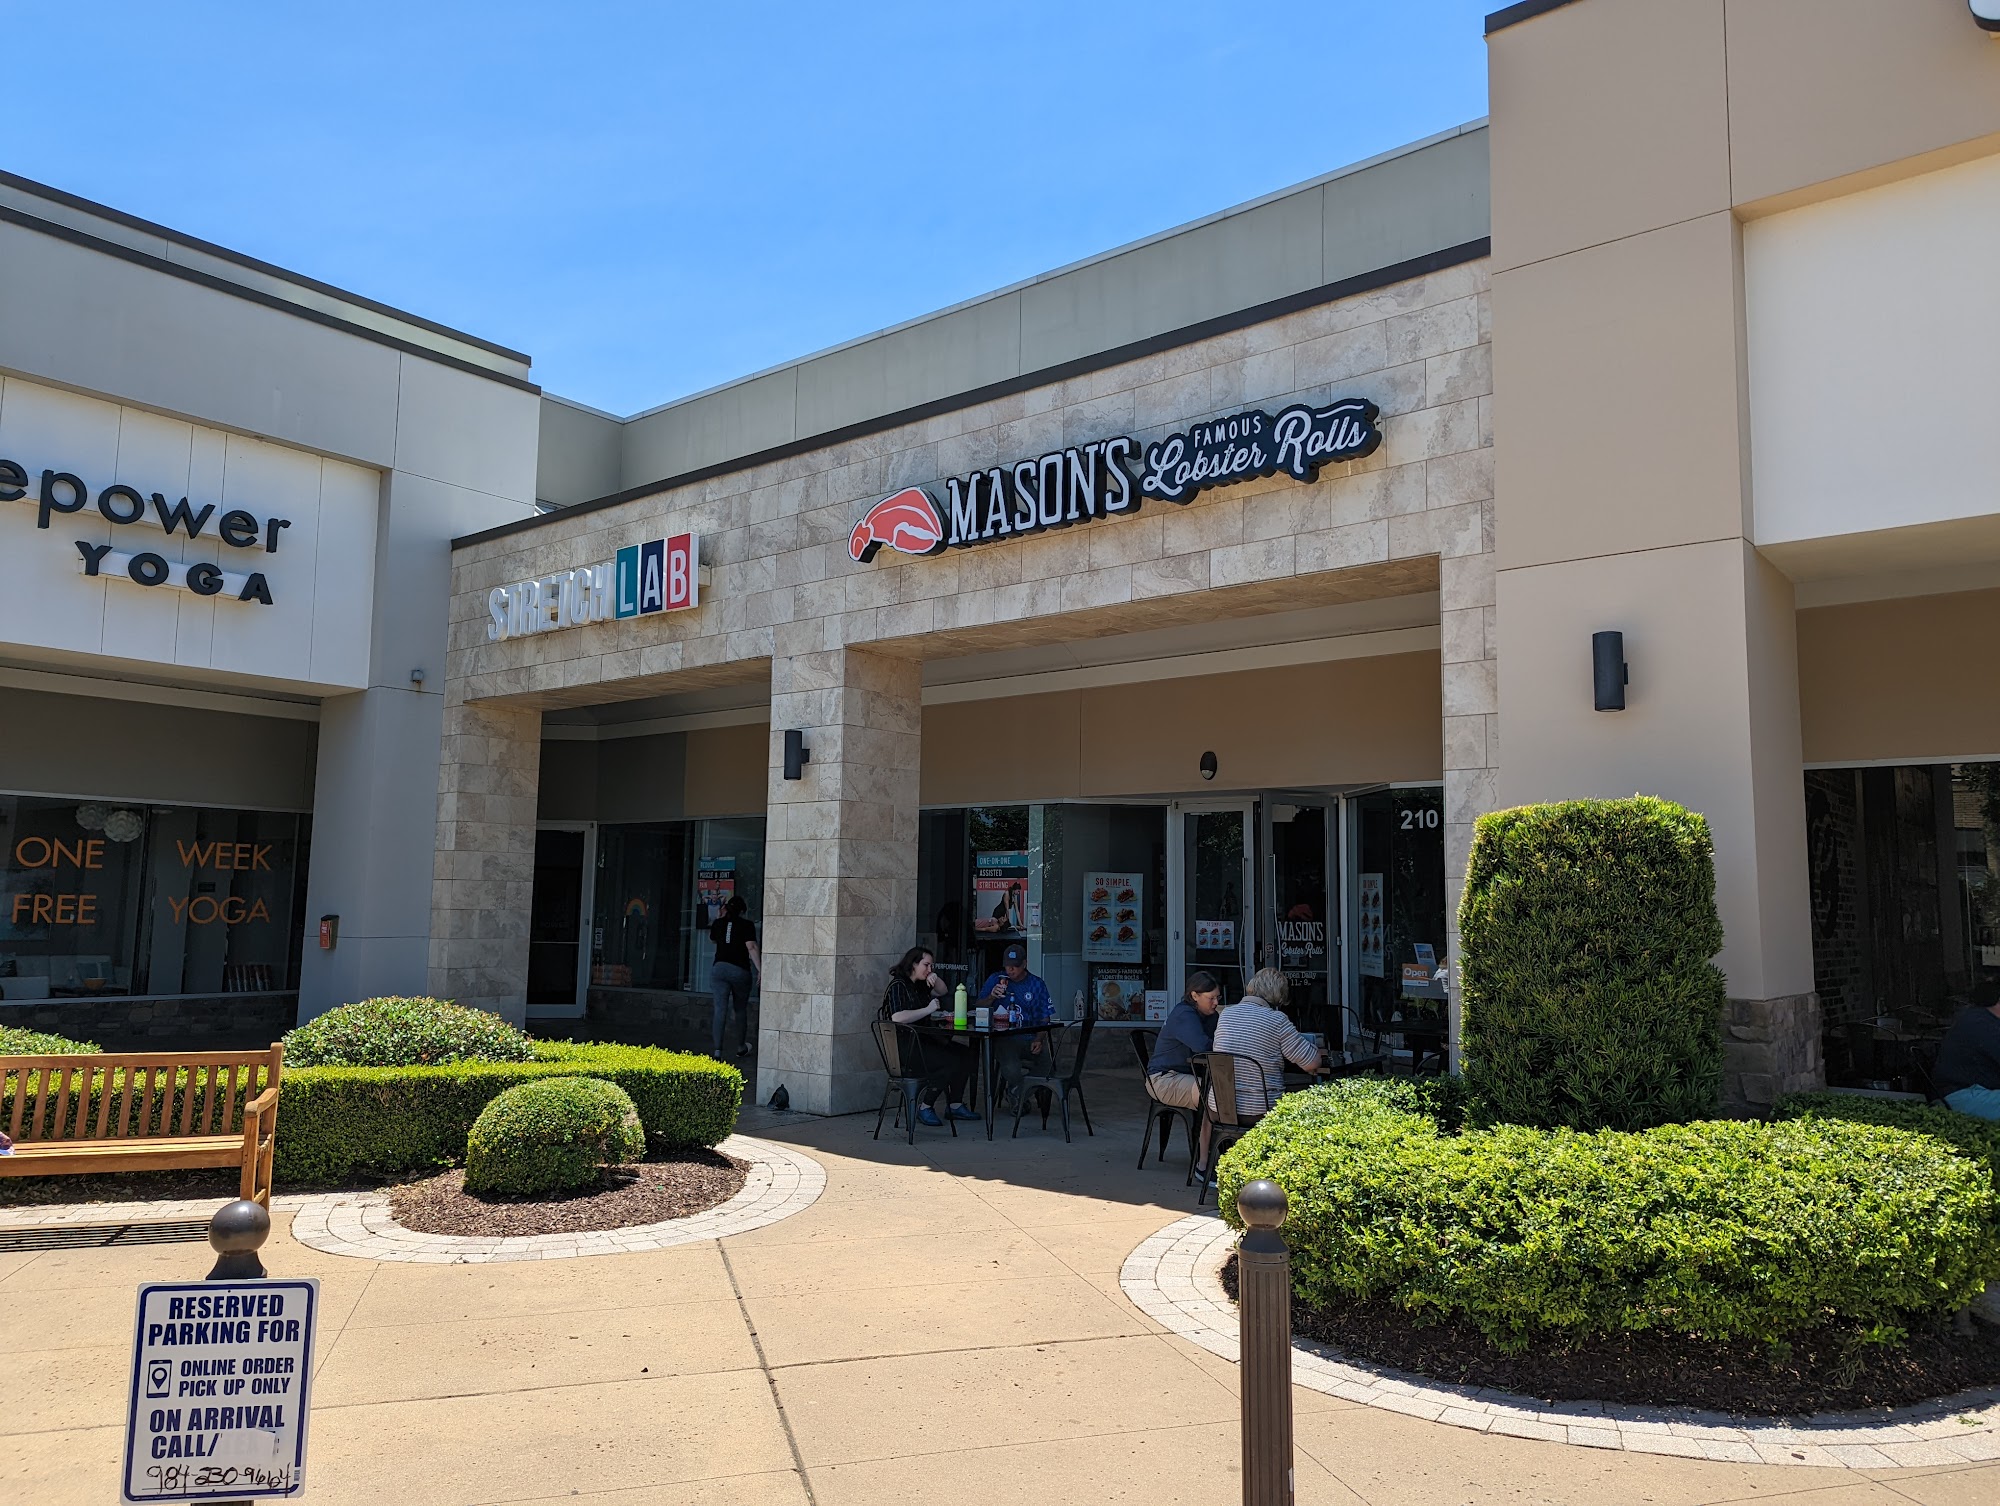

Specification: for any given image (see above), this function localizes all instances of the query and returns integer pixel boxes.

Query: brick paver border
[1120,1213,2000,1469]
[0,1135,824,1264]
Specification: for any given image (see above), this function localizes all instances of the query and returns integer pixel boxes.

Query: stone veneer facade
[438,258,1500,1112]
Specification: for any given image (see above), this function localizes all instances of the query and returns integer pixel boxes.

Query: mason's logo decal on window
[847,398,1382,565]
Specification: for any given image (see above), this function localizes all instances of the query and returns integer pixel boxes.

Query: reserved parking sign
[123,1279,318,1502]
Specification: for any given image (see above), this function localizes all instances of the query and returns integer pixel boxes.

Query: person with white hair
[1209,967,1322,1120]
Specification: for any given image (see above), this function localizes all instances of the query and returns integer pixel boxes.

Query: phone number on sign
[144,1462,294,1494]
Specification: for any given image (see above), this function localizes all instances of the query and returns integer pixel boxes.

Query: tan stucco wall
[1799,588,2000,766]
[684,722,770,817]
[920,650,1441,807]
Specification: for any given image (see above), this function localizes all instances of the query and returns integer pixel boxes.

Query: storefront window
[1353,787,1447,1056]
[1806,762,2000,1092]
[590,817,766,993]
[919,803,1168,1022]
[0,795,309,999]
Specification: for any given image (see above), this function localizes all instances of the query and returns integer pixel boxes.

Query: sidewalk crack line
[720,1242,820,1506]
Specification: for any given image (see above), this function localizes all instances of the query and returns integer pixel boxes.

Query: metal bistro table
[913,1017,1068,1140]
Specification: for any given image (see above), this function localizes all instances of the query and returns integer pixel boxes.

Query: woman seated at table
[879,946,981,1126]
[1210,968,1322,1120]
[1146,970,1222,1110]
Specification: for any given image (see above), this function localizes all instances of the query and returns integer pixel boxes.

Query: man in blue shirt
[980,943,1054,1104]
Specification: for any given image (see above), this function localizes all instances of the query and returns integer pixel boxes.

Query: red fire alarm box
[318,915,339,950]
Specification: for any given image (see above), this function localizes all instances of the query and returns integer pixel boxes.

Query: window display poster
[696,858,735,924]
[1358,873,1384,977]
[1193,919,1237,953]
[1143,989,1171,1022]
[1081,871,1143,961]
[974,851,1030,934]
[1092,968,1147,1020]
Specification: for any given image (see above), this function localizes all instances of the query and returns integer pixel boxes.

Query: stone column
[756,647,922,1115]
[1441,547,1500,1067]
[427,695,542,1023]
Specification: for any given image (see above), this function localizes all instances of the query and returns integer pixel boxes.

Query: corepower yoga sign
[4,458,287,604]
[847,397,1381,563]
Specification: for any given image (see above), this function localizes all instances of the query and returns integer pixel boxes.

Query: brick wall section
[428,696,542,1022]
[444,261,1501,1055]
[758,649,922,1115]
[1,993,296,1052]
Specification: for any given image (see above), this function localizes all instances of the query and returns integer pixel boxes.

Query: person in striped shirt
[1209,968,1322,1119]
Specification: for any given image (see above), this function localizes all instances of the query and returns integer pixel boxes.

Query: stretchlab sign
[5,458,287,605]
[486,532,699,641]
[847,397,1380,563]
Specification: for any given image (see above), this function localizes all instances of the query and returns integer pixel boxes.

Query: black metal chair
[1131,1029,1201,1171]
[1193,1050,1275,1205]
[871,1019,955,1144]
[1011,1015,1097,1141]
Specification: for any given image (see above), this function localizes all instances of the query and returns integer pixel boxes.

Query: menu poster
[974,851,1030,934]
[1081,871,1143,962]
[1358,873,1384,977]
[1092,969,1148,1020]
[1194,919,1237,953]
[696,858,736,924]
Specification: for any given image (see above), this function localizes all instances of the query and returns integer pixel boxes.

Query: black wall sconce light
[1199,750,1218,781]
[1592,631,1629,712]
[782,728,811,780]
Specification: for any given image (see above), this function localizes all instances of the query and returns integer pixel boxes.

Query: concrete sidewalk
[2,1067,1993,1505]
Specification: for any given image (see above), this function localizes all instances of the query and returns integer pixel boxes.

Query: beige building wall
[921,652,1440,807]
[1798,588,2000,767]
[1487,0,2000,1109]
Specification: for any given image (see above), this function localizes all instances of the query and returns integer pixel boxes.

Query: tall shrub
[1458,796,1725,1130]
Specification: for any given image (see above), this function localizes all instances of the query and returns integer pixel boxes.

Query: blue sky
[5,3,1492,415]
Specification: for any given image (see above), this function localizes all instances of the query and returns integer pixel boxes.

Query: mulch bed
[1219,1254,2000,1417]
[387,1149,746,1237]
[1,1167,252,1207]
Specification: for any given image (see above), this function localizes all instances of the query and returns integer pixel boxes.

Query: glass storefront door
[1169,802,1256,1006]
[527,823,594,1015]
[1264,796,1337,1038]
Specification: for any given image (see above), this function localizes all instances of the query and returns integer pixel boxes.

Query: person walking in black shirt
[709,896,761,1058]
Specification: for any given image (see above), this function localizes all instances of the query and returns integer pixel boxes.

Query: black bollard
[1237,1179,1293,1506]
[206,1198,271,1281]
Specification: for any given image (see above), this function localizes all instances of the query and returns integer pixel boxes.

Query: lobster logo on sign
[848,487,947,562]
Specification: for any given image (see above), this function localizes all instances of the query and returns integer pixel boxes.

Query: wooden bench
[0,1044,282,1207]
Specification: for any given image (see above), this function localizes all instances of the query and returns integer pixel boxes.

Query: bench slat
[5,1063,22,1142]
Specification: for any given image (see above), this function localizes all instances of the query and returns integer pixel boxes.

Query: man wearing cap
[979,943,1055,1107]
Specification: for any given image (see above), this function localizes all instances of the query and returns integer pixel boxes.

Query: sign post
[123,1201,316,1503]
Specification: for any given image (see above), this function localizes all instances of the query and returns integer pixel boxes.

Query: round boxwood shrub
[282,997,536,1068]
[0,1026,101,1054]
[464,1077,647,1197]
[1218,1079,2000,1351]
[1459,796,1726,1131]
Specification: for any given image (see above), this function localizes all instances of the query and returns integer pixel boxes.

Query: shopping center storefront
[0,171,540,1045]
[8,0,1997,1108]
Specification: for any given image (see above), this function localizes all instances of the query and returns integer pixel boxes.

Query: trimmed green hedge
[274,1042,742,1183]
[0,1026,101,1055]
[0,1042,740,1186]
[465,1078,647,1197]
[282,997,536,1067]
[1218,1079,2000,1350]
[1776,1091,2000,1191]
[1459,796,1726,1131]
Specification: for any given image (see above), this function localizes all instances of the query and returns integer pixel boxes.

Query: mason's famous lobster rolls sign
[848,398,1381,564]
